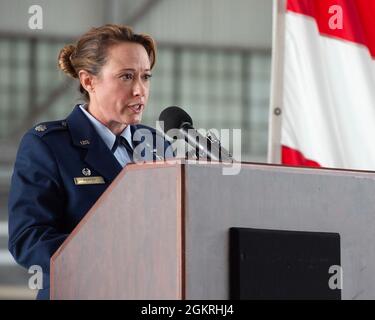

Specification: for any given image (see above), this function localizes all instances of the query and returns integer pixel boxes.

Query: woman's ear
[78,70,95,93]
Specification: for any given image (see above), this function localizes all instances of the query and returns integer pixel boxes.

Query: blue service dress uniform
[8,105,173,300]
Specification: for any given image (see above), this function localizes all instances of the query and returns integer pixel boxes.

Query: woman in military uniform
[8,24,173,300]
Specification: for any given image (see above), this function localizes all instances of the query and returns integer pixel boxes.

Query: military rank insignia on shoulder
[32,120,68,137]
[35,124,47,132]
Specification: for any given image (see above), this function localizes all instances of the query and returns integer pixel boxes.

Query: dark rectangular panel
[230,227,341,300]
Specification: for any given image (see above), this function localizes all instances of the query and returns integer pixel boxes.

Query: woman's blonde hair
[58,24,156,101]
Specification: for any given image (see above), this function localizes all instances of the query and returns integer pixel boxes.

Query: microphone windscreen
[159,106,193,132]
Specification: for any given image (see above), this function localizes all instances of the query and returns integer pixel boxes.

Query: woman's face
[88,42,152,132]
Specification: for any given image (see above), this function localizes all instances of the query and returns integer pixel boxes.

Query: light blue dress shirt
[79,104,133,167]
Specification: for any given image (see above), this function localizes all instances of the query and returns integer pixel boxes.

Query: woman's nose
[132,79,146,97]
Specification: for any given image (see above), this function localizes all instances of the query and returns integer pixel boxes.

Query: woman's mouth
[128,104,144,114]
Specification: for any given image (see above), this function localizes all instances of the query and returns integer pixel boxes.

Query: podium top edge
[123,158,375,178]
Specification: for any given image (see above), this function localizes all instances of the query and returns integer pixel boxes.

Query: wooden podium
[51,161,375,299]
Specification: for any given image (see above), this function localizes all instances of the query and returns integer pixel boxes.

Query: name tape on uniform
[74,176,105,185]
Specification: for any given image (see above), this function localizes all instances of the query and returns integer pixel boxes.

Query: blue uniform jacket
[8,105,173,300]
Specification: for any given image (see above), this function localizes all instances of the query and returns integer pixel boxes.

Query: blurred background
[0,0,273,299]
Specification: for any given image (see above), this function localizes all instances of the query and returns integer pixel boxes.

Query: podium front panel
[184,163,375,300]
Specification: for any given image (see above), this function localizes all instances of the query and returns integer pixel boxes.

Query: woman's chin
[124,114,142,125]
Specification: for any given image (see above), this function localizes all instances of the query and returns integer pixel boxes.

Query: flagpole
[267,0,286,164]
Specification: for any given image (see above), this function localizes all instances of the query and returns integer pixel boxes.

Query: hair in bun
[57,44,78,78]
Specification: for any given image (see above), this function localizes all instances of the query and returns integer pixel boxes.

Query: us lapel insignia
[80,139,90,145]
[82,168,91,176]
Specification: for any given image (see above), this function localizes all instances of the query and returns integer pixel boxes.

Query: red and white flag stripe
[276,0,375,170]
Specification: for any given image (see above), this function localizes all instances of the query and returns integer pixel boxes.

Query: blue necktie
[111,135,133,162]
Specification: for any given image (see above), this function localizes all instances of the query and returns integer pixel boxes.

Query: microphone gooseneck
[158,106,233,162]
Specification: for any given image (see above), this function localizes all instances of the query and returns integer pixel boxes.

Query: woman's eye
[121,73,133,80]
[143,74,152,80]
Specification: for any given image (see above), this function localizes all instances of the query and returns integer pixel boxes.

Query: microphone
[158,106,233,162]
